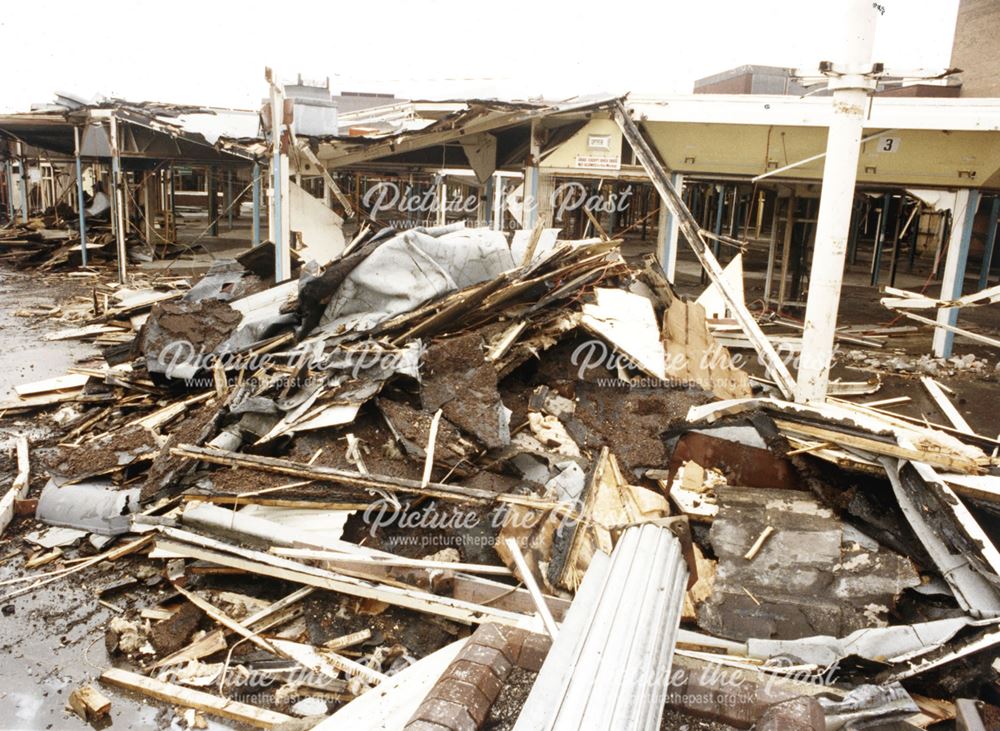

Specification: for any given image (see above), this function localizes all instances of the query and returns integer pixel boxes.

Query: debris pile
[2,218,1000,730]
[0,211,155,270]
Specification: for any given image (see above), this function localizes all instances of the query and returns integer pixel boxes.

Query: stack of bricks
[405,623,552,731]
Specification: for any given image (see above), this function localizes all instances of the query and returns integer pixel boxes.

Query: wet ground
[0,552,165,730]
[0,267,178,730]
[0,268,101,401]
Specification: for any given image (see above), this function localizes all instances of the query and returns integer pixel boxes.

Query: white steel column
[16,143,28,223]
[267,69,291,281]
[108,116,128,283]
[522,119,540,229]
[794,0,878,403]
[492,173,504,231]
[656,172,683,282]
[73,127,88,267]
[435,177,447,226]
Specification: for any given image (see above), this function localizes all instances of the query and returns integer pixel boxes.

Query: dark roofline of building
[693,64,796,87]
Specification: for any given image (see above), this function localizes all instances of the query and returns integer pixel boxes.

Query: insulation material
[36,479,141,536]
[319,223,515,335]
[511,227,561,264]
[581,287,666,380]
[289,180,346,266]
[694,253,745,320]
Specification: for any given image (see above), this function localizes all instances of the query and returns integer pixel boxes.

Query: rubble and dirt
[2,213,1000,731]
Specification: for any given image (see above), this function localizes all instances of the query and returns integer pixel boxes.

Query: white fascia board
[628,95,1000,132]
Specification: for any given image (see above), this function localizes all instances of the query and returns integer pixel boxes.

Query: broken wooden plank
[67,683,112,723]
[99,668,293,729]
[43,324,129,341]
[25,547,62,569]
[779,417,985,472]
[920,377,974,436]
[172,584,280,655]
[688,397,990,474]
[893,310,1000,349]
[14,374,89,397]
[0,436,30,535]
[271,547,512,576]
[135,392,213,431]
[743,526,775,561]
[881,282,1000,310]
[772,418,980,473]
[296,142,355,218]
[324,629,371,651]
[485,321,527,362]
[421,408,442,488]
[154,526,541,630]
[827,396,1000,452]
[270,638,387,685]
[0,534,153,602]
[171,443,559,510]
[504,537,559,638]
[312,639,466,730]
[151,630,228,670]
[0,391,85,412]
[863,396,911,408]
[661,299,752,400]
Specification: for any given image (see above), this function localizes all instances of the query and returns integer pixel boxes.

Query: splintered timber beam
[893,309,1000,350]
[0,436,30,535]
[100,668,293,729]
[612,102,797,399]
[154,526,541,629]
[921,377,974,436]
[171,444,559,510]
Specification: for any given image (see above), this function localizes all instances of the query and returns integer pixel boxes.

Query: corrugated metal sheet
[515,523,688,731]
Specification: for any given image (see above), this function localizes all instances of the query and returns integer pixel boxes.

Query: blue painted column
[73,127,88,266]
[847,199,862,265]
[870,192,891,286]
[977,196,999,291]
[713,185,725,258]
[252,161,261,247]
[933,189,980,357]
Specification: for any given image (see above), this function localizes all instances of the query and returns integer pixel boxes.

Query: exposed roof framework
[0,100,258,164]
[5,92,1000,190]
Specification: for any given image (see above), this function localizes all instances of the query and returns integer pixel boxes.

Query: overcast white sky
[0,0,960,113]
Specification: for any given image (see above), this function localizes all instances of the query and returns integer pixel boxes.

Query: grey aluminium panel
[515,524,688,731]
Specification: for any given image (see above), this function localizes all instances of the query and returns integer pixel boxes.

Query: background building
[950,0,1000,97]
